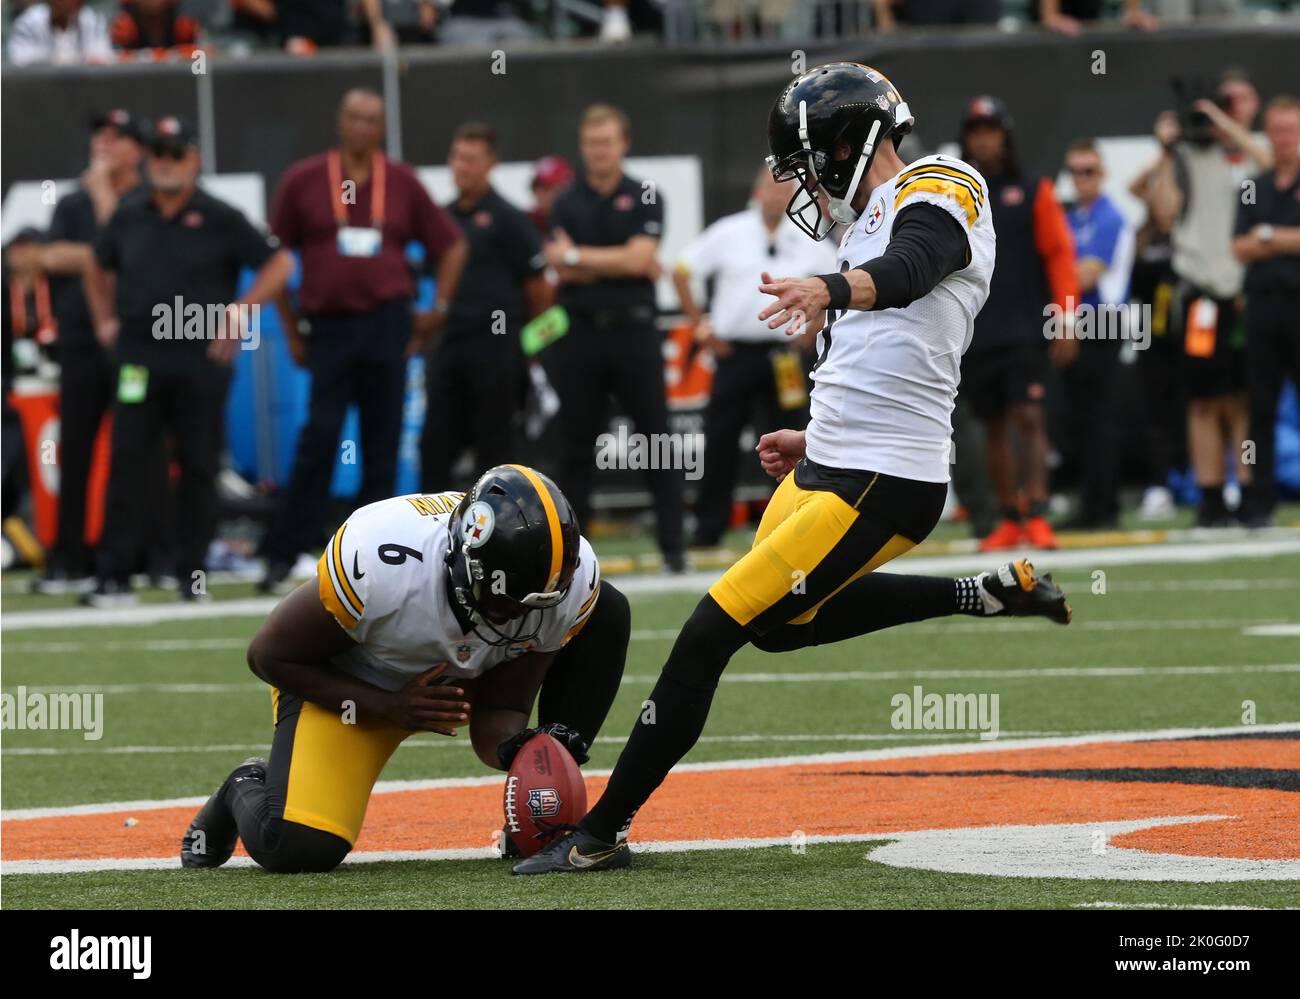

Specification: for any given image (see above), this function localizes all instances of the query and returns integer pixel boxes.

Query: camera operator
[1143,76,1272,526]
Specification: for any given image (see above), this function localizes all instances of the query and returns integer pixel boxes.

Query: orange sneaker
[1023,515,1059,550]
[978,518,1025,552]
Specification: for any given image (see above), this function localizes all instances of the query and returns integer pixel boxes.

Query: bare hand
[96,317,120,350]
[1050,336,1079,369]
[758,271,828,337]
[1154,110,1180,147]
[694,316,731,358]
[1043,13,1081,35]
[386,663,471,735]
[207,305,241,365]
[543,228,576,269]
[756,428,806,481]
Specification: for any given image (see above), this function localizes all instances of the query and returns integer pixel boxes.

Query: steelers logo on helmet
[765,62,914,241]
[461,501,495,548]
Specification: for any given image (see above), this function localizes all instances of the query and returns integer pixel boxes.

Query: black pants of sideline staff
[262,298,411,568]
[1243,289,1300,521]
[97,362,229,590]
[541,308,684,559]
[420,326,524,492]
[53,342,115,578]
[692,341,805,548]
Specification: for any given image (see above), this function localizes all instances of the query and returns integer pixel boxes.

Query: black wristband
[817,272,851,312]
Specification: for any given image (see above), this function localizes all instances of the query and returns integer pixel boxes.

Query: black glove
[497,722,590,769]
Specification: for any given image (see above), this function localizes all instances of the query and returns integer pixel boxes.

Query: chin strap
[827,118,882,225]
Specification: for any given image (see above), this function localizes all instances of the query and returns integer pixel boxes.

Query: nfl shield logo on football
[865,197,886,234]
[528,787,561,818]
[455,643,473,663]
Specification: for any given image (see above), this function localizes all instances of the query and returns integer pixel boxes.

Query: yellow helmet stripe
[509,464,564,591]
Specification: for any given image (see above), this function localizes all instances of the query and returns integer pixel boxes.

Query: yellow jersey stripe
[510,464,564,592]
[895,177,979,227]
[897,163,984,206]
[331,525,364,617]
[318,552,359,629]
[563,581,601,644]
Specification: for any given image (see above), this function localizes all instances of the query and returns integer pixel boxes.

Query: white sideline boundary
[3,535,1299,631]
[4,721,1298,876]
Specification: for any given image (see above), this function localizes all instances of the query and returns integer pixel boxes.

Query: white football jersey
[317,493,602,690]
[804,153,995,483]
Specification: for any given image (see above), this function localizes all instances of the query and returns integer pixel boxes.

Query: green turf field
[3,544,1299,909]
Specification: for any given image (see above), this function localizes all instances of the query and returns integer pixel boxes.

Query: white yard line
[5,662,1299,699]
[4,535,1299,631]
[5,721,1296,822]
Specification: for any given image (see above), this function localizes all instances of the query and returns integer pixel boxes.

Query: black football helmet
[766,62,914,240]
[445,464,581,646]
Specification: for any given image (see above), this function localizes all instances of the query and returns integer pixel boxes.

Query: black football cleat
[511,825,631,875]
[981,559,1072,625]
[180,757,266,869]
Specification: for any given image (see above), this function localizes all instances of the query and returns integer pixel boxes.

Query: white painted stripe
[1,730,1078,758]
[5,662,1299,699]
[5,721,1296,821]
[1073,902,1297,910]
[7,817,1299,880]
[4,535,1298,630]
[1244,624,1300,637]
[5,612,1295,653]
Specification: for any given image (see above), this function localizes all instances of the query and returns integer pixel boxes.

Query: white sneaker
[1139,486,1174,521]
[600,5,632,42]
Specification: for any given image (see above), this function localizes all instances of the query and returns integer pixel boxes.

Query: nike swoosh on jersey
[353,552,365,580]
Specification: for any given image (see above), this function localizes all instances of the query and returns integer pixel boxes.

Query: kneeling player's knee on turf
[250,822,350,874]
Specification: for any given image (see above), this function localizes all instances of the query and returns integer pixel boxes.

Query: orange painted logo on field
[4,735,1297,876]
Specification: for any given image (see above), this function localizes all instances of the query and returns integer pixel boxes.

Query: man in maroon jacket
[259,88,467,592]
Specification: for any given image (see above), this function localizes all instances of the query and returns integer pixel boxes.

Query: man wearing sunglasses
[1057,139,1134,531]
[181,464,630,873]
[82,115,295,606]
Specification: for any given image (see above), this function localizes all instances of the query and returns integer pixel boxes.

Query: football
[503,732,588,857]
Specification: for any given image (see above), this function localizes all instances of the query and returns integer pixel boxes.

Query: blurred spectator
[434,0,535,45]
[367,0,438,44]
[1057,139,1134,529]
[279,0,394,53]
[1127,164,1185,520]
[1142,78,1271,526]
[420,121,550,492]
[228,0,279,45]
[1035,0,1157,34]
[540,103,685,572]
[258,89,466,592]
[528,156,575,235]
[1145,0,1239,21]
[7,0,113,66]
[82,116,294,606]
[672,168,835,548]
[110,0,202,60]
[1234,95,1300,528]
[959,96,1077,552]
[33,110,147,593]
[871,0,999,30]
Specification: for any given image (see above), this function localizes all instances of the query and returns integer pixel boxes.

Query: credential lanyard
[327,149,386,230]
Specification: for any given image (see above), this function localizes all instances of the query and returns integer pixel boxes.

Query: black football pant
[1058,339,1122,523]
[97,364,229,587]
[1243,290,1300,517]
[53,343,115,577]
[226,582,632,873]
[420,327,524,492]
[541,310,684,555]
[693,342,798,548]
[262,299,411,565]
